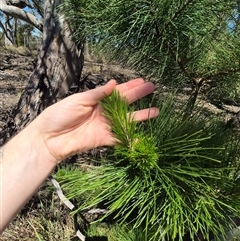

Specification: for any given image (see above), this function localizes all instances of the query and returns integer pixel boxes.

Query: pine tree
[54,1,240,240]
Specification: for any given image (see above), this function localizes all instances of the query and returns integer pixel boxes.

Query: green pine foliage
[100,90,158,172]
[62,0,240,104]
[59,1,240,239]
[86,223,155,241]
[55,91,240,241]
[100,90,137,147]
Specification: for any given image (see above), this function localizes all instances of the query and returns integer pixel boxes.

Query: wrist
[25,121,60,166]
[4,121,59,168]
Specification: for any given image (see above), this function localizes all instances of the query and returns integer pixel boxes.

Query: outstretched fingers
[132,107,159,122]
[75,78,154,106]
[115,78,145,93]
[122,81,156,104]
[72,79,117,106]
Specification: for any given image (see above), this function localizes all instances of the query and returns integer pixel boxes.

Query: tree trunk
[0,0,84,145]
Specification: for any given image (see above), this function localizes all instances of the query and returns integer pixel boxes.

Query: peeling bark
[0,0,84,144]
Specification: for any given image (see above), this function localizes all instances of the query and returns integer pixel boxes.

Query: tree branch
[155,23,194,85]
[152,1,197,85]
[0,20,6,32]
[0,2,43,31]
[193,68,240,81]
[0,21,7,41]
[0,18,15,44]
[164,0,196,31]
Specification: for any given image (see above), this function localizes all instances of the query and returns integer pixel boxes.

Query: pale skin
[0,78,159,233]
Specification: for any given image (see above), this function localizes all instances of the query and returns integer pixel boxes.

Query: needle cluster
[56,92,240,240]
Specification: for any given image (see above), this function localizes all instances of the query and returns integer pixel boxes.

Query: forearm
[0,122,57,233]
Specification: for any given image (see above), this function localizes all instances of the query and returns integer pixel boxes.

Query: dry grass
[1,184,76,241]
[5,45,38,56]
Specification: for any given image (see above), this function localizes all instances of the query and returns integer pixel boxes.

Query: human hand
[1,78,159,231]
[33,78,159,163]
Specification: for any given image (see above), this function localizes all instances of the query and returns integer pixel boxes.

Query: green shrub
[56,91,240,241]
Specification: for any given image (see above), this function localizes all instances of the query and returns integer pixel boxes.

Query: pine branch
[200,68,240,80]
[56,94,240,240]
[164,0,196,32]
[100,90,158,172]
[100,89,137,147]
[155,22,194,85]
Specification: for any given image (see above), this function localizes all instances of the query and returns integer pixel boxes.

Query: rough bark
[0,0,84,145]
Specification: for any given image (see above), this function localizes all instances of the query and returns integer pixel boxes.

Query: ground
[0,47,34,134]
